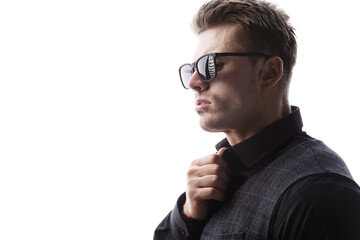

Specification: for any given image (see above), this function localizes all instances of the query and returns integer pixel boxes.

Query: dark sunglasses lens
[197,55,216,81]
[180,64,193,89]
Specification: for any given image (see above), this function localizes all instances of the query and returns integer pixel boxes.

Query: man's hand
[182,148,230,220]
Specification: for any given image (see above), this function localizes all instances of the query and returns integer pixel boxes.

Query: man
[154,0,360,239]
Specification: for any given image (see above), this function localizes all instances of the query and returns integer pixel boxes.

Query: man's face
[188,23,265,138]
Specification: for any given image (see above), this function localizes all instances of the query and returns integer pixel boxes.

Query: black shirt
[154,106,360,239]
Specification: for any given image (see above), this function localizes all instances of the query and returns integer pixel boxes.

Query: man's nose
[188,71,209,92]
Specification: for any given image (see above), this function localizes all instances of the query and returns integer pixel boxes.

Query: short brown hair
[192,0,297,91]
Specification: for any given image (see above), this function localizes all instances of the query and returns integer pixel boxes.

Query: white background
[0,0,359,239]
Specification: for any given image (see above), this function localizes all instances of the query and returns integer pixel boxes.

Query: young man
[154,0,360,239]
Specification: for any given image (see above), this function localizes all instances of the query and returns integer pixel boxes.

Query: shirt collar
[215,106,303,170]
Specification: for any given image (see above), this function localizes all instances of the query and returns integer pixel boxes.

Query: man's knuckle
[211,175,219,183]
[188,189,196,197]
[207,187,217,196]
[207,154,216,163]
[187,167,196,177]
[187,177,196,187]
[213,164,220,173]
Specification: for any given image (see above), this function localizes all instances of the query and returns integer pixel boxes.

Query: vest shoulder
[272,138,352,179]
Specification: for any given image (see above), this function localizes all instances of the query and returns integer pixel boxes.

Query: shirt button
[180,228,186,235]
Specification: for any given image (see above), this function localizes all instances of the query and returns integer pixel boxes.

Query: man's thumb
[216,147,227,156]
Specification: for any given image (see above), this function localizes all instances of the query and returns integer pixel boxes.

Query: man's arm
[270,173,360,240]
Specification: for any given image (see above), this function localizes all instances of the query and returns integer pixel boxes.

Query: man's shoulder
[273,135,351,178]
[290,173,360,214]
[280,172,360,203]
[284,135,339,160]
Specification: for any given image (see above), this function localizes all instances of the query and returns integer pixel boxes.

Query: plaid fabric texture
[201,139,352,240]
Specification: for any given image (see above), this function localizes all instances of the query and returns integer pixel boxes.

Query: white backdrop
[0,0,359,239]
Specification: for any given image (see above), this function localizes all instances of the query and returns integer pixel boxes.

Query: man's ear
[260,56,283,90]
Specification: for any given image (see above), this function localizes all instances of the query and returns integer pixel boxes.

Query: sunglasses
[179,52,270,89]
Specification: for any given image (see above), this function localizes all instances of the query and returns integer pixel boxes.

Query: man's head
[180,0,297,144]
[192,0,297,92]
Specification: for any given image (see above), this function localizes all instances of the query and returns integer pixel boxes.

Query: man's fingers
[190,174,228,191]
[191,152,230,174]
[184,150,233,219]
[189,187,226,202]
[188,164,230,183]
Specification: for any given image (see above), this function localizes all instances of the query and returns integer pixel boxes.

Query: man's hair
[193,0,297,93]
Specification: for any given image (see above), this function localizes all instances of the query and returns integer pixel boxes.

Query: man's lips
[195,99,211,112]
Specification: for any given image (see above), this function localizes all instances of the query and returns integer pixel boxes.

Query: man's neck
[225,104,291,146]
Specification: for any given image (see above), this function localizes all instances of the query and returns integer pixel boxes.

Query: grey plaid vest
[200,139,352,240]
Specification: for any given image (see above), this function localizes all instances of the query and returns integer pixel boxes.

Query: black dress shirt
[154,106,360,239]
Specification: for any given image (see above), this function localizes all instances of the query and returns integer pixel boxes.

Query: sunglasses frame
[179,52,271,89]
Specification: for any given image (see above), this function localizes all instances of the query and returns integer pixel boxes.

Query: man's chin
[199,117,224,133]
